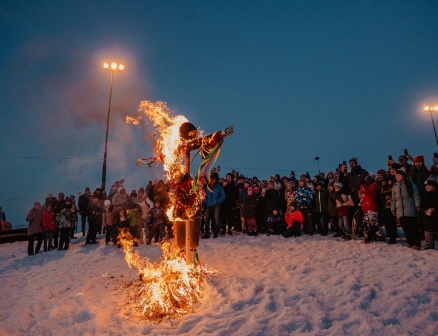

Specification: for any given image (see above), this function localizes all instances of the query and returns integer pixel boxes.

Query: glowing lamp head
[118,64,125,71]
[425,106,430,112]
[111,62,118,70]
[103,63,109,69]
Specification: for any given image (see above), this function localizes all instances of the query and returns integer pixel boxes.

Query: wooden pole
[185,150,191,265]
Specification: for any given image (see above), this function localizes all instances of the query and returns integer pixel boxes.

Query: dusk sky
[1,0,438,226]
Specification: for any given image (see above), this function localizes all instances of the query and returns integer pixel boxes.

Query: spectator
[221,173,238,235]
[243,186,258,236]
[0,206,6,231]
[391,167,422,249]
[313,181,329,236]
[360,175,384,243]
[78,187,91,237]
[26,202,43,255]
[146,197,169,244]
[423,178,438,250]
[86,195,103,245]
[201,173,226,238]
[57,197,76,250]
[295,177,314,235]
[42,204,56,251]
[112,186,132,212]
[283,202,304,238]
[102,200,116,245]
[334,182,352,240]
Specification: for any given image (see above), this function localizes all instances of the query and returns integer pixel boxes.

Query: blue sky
[1,0,438,226]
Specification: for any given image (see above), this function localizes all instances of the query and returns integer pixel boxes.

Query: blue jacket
[203,183,226,207]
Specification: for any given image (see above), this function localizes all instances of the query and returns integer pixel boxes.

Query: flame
[118,229,204,319]
[125,116,140,125]
[120,100,206,319]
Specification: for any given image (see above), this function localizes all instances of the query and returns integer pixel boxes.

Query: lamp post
[101,62,124,192]
[424,105,438,147]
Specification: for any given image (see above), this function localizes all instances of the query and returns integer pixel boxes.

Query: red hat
[414,155,424,164]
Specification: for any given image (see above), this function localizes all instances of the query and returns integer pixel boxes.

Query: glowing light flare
[103,62,125,72]
[424,105,438,112]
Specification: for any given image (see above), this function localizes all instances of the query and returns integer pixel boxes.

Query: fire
[118,230,204,319]
[121,100,206,319]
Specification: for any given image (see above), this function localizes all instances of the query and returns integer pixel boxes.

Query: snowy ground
[0,231,437,336]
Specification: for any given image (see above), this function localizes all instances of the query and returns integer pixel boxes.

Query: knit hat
[247,186,254,192]
[349,157,358,164]
[34,202,41,207]
[334,182,343,188]
[327,171,334,176]
[117,186,125,193]
[290,171,295,175]
[364,175,374,185]
[425,178,438,188]
[414,155,424,164]
[328,180,335,187]
[317,181,325,188]
[281,176,288,180]
[46,193,54,198]
[389,163,401,170]
[104,200,111,206]
[396,167,407,178]
[254,187,260,193]
[299,178,306,184]
[377,169,386,175]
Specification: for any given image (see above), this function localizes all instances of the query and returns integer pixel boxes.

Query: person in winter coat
[137,187,153,243]
[327,180,341,235]
[295,178,314,235]
[391,168,422,249]
[42,204,56,251]
[145,197,169,244]
[242,187,258,235]
[313,181,329,235]
[360,175,384,243]
[127,204,143,245]
[26,202,44,255]
[334,182,352,240]
[422,178,438,250]
[282,202,304,238]
[339,157,369,223]
[102,200,115,245]
[78,187,91,237]
[265,180,282,215]
[266,208,286,235]
[408,155,430,201]
[57,197,77,250]
[201,173,226,238]
[376,172,398,244]
[111,187,132,212]
[221,173,238,235]
[114,208,130,247]
[86,195,103,244]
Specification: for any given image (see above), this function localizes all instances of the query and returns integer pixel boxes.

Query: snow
[1,232,437,336]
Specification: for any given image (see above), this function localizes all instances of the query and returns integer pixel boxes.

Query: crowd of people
[23,152,438,255]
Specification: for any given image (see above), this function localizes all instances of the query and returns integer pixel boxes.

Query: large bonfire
[121,100,206,319]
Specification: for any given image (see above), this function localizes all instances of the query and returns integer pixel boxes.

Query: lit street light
[424,105,438,147]
[101,62,124,192]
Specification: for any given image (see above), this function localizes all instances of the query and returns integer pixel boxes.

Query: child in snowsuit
[423,178,438,250]
[334,182,352,240]
[146,198,169,244]
[282,202,304,238]
[360,175,385,243]
[57,198,77,250]
[102,200,115,245]
[42,204,56,251]
[266,209,286,235]
[243,186,258,235]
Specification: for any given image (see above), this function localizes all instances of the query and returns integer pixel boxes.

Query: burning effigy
[121,100,233,319]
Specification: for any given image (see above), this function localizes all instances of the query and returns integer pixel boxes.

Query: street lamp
[101,62,124,192]
[424,105,438,147]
